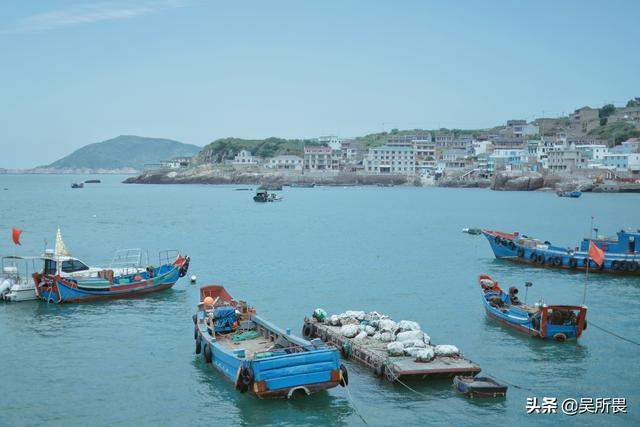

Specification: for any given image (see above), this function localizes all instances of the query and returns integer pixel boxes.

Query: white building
[603,153,640,172]
[317,136,342,151]
[304,146,333,170]
[575,144,608,166]
[488,149,528,173]
[160,156,192,169]
[265,155,303,170]
[473,141,492,156]
[233,150,260,165]
[364,144,416,175]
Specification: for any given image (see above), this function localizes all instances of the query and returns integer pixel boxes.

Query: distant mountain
[48,135,201,170]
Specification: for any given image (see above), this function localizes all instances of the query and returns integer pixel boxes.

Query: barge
[303,317,480,382]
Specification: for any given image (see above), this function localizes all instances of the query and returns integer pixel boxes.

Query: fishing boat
[33,230,189,303]
[71,182,84,189]
[0,256,38,302]
[462,227,482,235]
[84,179,101,184]
[478,274,587,341]
[193,285,347,399]
[481,228,640,275]
[253,190,282,202]
[453,376,507,398]
[557,190,581,198]
[289,183,315,188]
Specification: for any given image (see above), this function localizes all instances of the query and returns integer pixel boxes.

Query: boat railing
[109,248,147,273]
[158,249,180,267]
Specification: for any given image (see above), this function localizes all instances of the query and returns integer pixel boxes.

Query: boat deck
[308,320,480,381]
[216,333,273,359]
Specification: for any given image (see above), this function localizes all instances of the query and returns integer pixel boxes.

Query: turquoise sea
[1,174,639,426]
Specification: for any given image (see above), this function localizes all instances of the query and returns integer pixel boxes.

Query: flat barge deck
[304,319,481,382]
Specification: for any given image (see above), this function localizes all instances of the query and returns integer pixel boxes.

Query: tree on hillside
[627,97,640,107]
[599,104,615,118]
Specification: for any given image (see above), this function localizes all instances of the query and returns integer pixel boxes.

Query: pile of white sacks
[320,309,460,362]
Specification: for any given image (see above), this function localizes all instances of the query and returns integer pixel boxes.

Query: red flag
[12,228,22,245]
[588,241,604,267]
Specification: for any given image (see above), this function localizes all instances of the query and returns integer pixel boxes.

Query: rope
[344,384,368,425]
[383,363,431,399]
[478,371,536,393]
[589,321,640,346]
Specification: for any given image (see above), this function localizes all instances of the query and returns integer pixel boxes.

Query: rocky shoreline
[123,165,413,186]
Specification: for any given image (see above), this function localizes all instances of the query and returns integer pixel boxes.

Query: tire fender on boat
[517,248,525,258]
[553,333,567,342]
[195,335,202,354]
[203,343,211,362]
[508,241,516,250]
[339,364,349,387]
[569,258,578,268]
[236,366,253,393]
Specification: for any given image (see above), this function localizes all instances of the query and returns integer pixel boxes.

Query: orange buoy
[203,296,214,305]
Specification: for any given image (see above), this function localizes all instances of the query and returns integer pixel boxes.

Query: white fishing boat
[0,256,38,302]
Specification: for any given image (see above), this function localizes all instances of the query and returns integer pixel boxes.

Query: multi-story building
[575,144,608,166]
[603,153,640,172]
[317,136,342,150]
[304,146,333,170]
[569,106,600,133]
[440,149,469,170]
[363,144,416,175]
[488,149,528,173]
[265,155,303,170]
[547,147,587,172]
[340,140,364,164]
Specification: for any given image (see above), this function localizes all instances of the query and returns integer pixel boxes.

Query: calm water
[1,174,639,426]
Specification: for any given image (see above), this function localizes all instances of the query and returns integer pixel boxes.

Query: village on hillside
[147,100,640,189]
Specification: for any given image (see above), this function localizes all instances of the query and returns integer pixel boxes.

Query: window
[61,260,89,273]
[44,259,57,275]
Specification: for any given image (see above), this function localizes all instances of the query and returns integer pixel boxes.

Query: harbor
[1,174,639,425]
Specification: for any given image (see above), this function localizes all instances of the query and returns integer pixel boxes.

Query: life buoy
[339,364,349,387]
[204,343,212,363]
[517,248,525,258]
[569,258,578,268]
[553,333,567,342]
[302,323,313,339]
[195,335,202,354]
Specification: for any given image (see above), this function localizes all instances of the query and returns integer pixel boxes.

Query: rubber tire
[194,326,198,340]
[582,319,587,330]
[619,261,628,271]
[339,364,349,387]
[569,258,577,268]
[195,336,202,354]
[517,248,525,258]
[536,254,545,264]
[612,260,621,270]
[508,241,516,250]
[302,323,313,339]
[628,262,639,272]
[553,257,562,267]
[553,333,567,342]
[204,343,212,363]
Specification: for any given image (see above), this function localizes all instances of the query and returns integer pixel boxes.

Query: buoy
[190,275,197,283]
[203,296,214,305]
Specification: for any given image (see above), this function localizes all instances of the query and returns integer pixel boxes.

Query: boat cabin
[579,230,640,254]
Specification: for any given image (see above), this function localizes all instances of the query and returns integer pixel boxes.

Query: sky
[0,0,639,168]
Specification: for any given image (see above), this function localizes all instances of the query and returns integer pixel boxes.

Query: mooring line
[345,384,369,425]
[589,321,640,346]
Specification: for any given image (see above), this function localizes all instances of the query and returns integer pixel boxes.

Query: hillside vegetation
[194,137,320,163]
[48,135,201,170]
[588,122,640,146]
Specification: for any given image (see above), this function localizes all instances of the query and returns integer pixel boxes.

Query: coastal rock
[491,171,544,191]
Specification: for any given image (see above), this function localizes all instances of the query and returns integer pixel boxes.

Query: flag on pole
[11,228,22,245]
[588,241,604,267]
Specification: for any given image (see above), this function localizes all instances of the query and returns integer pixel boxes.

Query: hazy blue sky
[1,0,639,168]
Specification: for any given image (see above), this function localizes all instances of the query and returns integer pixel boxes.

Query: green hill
[48,135,201,169]
[194,137,319,163]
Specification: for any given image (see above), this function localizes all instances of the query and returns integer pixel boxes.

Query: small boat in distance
[481,228,640,275]
[71,182,84,189]
[462,227,482,235]
[193,285,347,398]
[453,376,507,398]
[289,183,315,188]
[253,190,282,202]
[84,179,101,184]
[557,190,581,198]
[478,274,587,342]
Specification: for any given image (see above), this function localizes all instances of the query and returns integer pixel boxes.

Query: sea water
[0,174,638,426]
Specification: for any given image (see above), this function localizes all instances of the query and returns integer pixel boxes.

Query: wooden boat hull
[482,230,640,275]
[36,265,181,303]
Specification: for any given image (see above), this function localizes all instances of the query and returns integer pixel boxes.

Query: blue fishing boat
[557,190,582,198]
[193,285,347,399]
[478,275,587,342]
[33,230,189,303]
[482,228,640,275]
